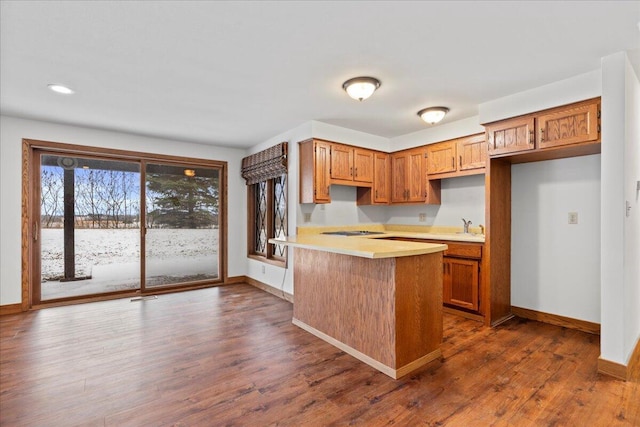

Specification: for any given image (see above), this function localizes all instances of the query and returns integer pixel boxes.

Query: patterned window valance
[241,142,288,185]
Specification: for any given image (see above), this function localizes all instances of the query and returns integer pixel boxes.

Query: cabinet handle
[354,167,357,177]
[451,157,454,168]
[540,128,544,142]
[529,130,534,144]
[375,190,378,198]
[350,167,353,176]
[459,155,462,168]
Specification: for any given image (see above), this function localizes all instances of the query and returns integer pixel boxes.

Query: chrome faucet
[462,218,472,234]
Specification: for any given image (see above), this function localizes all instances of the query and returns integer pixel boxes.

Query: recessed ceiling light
[47,84,74,95]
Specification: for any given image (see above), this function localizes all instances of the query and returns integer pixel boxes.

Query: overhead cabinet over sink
[426,133,486,179]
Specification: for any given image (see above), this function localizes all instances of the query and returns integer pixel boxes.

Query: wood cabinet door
[314,141,331,202]
[537,101,599,149]
[406,149,426,202]
[444,257,479,311]
[353,148,374,183]
[373,152,390,203]
[426,141,456,175]
[486,117,535,156]
[458,134,487,171]
[390,152,407,202]
[330,144,353,181]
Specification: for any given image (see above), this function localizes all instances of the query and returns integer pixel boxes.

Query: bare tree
[40,167,63,227]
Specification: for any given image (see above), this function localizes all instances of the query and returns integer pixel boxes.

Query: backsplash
[297,174,485,228]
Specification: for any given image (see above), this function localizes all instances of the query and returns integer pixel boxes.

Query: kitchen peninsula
[270,233,447,379]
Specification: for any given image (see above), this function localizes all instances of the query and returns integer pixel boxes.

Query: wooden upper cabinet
[373,152,390,203]
[485,116,535,156]
[426,141,456,175]
[406,149,426,202]
[314,141,331,202]
[425,133,487,179]
[329,144,353,181]
[537,101,599,149]
[356,152,390,205]
[458,133,487,172]
[299,139,331,203]
[391,152,408,203]
[353,149,374,183]
[484,98,601,161]
[330,144,373,185]
[390,147,440,204]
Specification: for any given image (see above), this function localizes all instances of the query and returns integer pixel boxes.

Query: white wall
[600,52,640,365]
[386,174,485,227]
[623,55,640,364]
[0,115,247,305]
[390,116,485,151]
[244,122,312,295]
[511,155,601,323]
[311,121,390,152]
[479,70,602,124]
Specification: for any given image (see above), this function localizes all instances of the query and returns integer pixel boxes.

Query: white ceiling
[1,1,639,148]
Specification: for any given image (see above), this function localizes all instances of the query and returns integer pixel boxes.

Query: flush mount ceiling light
[47,84,74,95]
[417,106,449,125]
[342,77,381,101]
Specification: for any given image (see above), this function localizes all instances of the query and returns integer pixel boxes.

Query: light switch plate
[304,213,311,222]
[568,212,578,224]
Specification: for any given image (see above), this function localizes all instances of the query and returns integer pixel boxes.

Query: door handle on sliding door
[33,222,38,241]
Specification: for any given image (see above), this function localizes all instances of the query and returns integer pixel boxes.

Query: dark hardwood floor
[1,284,638,426]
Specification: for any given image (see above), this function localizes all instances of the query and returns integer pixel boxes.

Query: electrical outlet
[418,213,426,222]
[568,212,578,224]
[303,213,311,222]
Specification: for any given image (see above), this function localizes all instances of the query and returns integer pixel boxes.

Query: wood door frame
[21,138,228,309]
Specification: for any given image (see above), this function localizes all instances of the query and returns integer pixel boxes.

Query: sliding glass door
[38,153,141,301]
[144,163,220,288]
[29,142,225,304]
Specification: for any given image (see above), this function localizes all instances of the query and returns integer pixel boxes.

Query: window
[248,174,287,265]
[241,142,288,267]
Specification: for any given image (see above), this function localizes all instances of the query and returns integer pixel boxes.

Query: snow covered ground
[41,228,219,299]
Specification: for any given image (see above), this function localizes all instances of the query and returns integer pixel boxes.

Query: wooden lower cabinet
[444,257,479,311]
[381,237,483,316]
